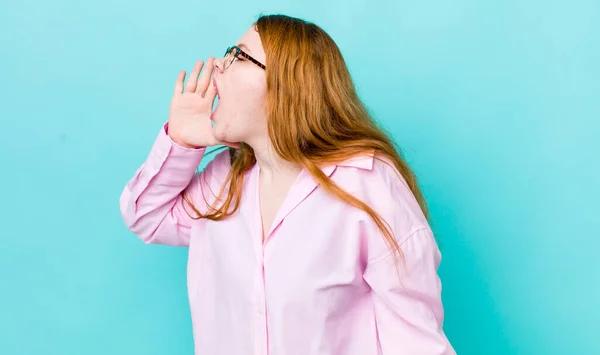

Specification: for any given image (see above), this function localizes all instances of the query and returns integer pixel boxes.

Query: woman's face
[211,26,268,145]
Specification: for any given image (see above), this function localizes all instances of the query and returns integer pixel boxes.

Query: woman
[120,14,455,355]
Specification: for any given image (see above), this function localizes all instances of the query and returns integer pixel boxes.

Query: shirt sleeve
[119,123,229,247]
[363,228,455,355]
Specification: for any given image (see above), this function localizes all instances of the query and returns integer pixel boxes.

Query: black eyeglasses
[224,45,266,71]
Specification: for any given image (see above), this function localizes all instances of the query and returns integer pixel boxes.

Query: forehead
[235,26,265,63]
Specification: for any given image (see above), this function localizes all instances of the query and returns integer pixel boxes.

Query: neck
[248,137,302,183]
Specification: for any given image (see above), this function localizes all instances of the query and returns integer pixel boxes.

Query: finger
[174,70,185,95]
[204,78,217,102]
[196,57,215,96]
[185,60,204,93]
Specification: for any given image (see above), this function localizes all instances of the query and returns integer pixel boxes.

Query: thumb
[204,80,217,101]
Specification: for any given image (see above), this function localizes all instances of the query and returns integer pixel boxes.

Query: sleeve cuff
[141,123,206,186]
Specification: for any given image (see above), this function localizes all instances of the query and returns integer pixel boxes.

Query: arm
[358,158,455,354]
[119,123,229,246]
[363,228,455,355]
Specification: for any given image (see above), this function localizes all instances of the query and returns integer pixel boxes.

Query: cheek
[213,73,266,140]
[234,81,265,110]
[226,84,266,122]
[244,82,267,122]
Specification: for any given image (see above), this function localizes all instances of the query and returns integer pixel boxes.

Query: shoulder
[334,153,430,243]
[334,152,416,203]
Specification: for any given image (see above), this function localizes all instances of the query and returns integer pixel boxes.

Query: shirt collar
[336,150,375,170]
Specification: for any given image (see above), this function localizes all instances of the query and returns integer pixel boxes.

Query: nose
[213,56,225,74]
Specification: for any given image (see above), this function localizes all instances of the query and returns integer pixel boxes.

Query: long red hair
[184,14,430,266]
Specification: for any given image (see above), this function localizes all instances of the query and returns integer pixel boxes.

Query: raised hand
[167,58,240,149]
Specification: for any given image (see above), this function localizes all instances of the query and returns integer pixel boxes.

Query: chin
[211,124,227,142]
[212,122,236,144]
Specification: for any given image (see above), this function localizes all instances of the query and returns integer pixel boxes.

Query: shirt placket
[253,256,268,355]
[252,167,269,355]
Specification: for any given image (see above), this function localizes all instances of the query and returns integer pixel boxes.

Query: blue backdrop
[1,1,598,354]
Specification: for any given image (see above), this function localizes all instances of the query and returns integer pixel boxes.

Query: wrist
[172,137,202,149]
[164,122,204,149]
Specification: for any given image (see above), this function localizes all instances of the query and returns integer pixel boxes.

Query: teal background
[1,0,598,354]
